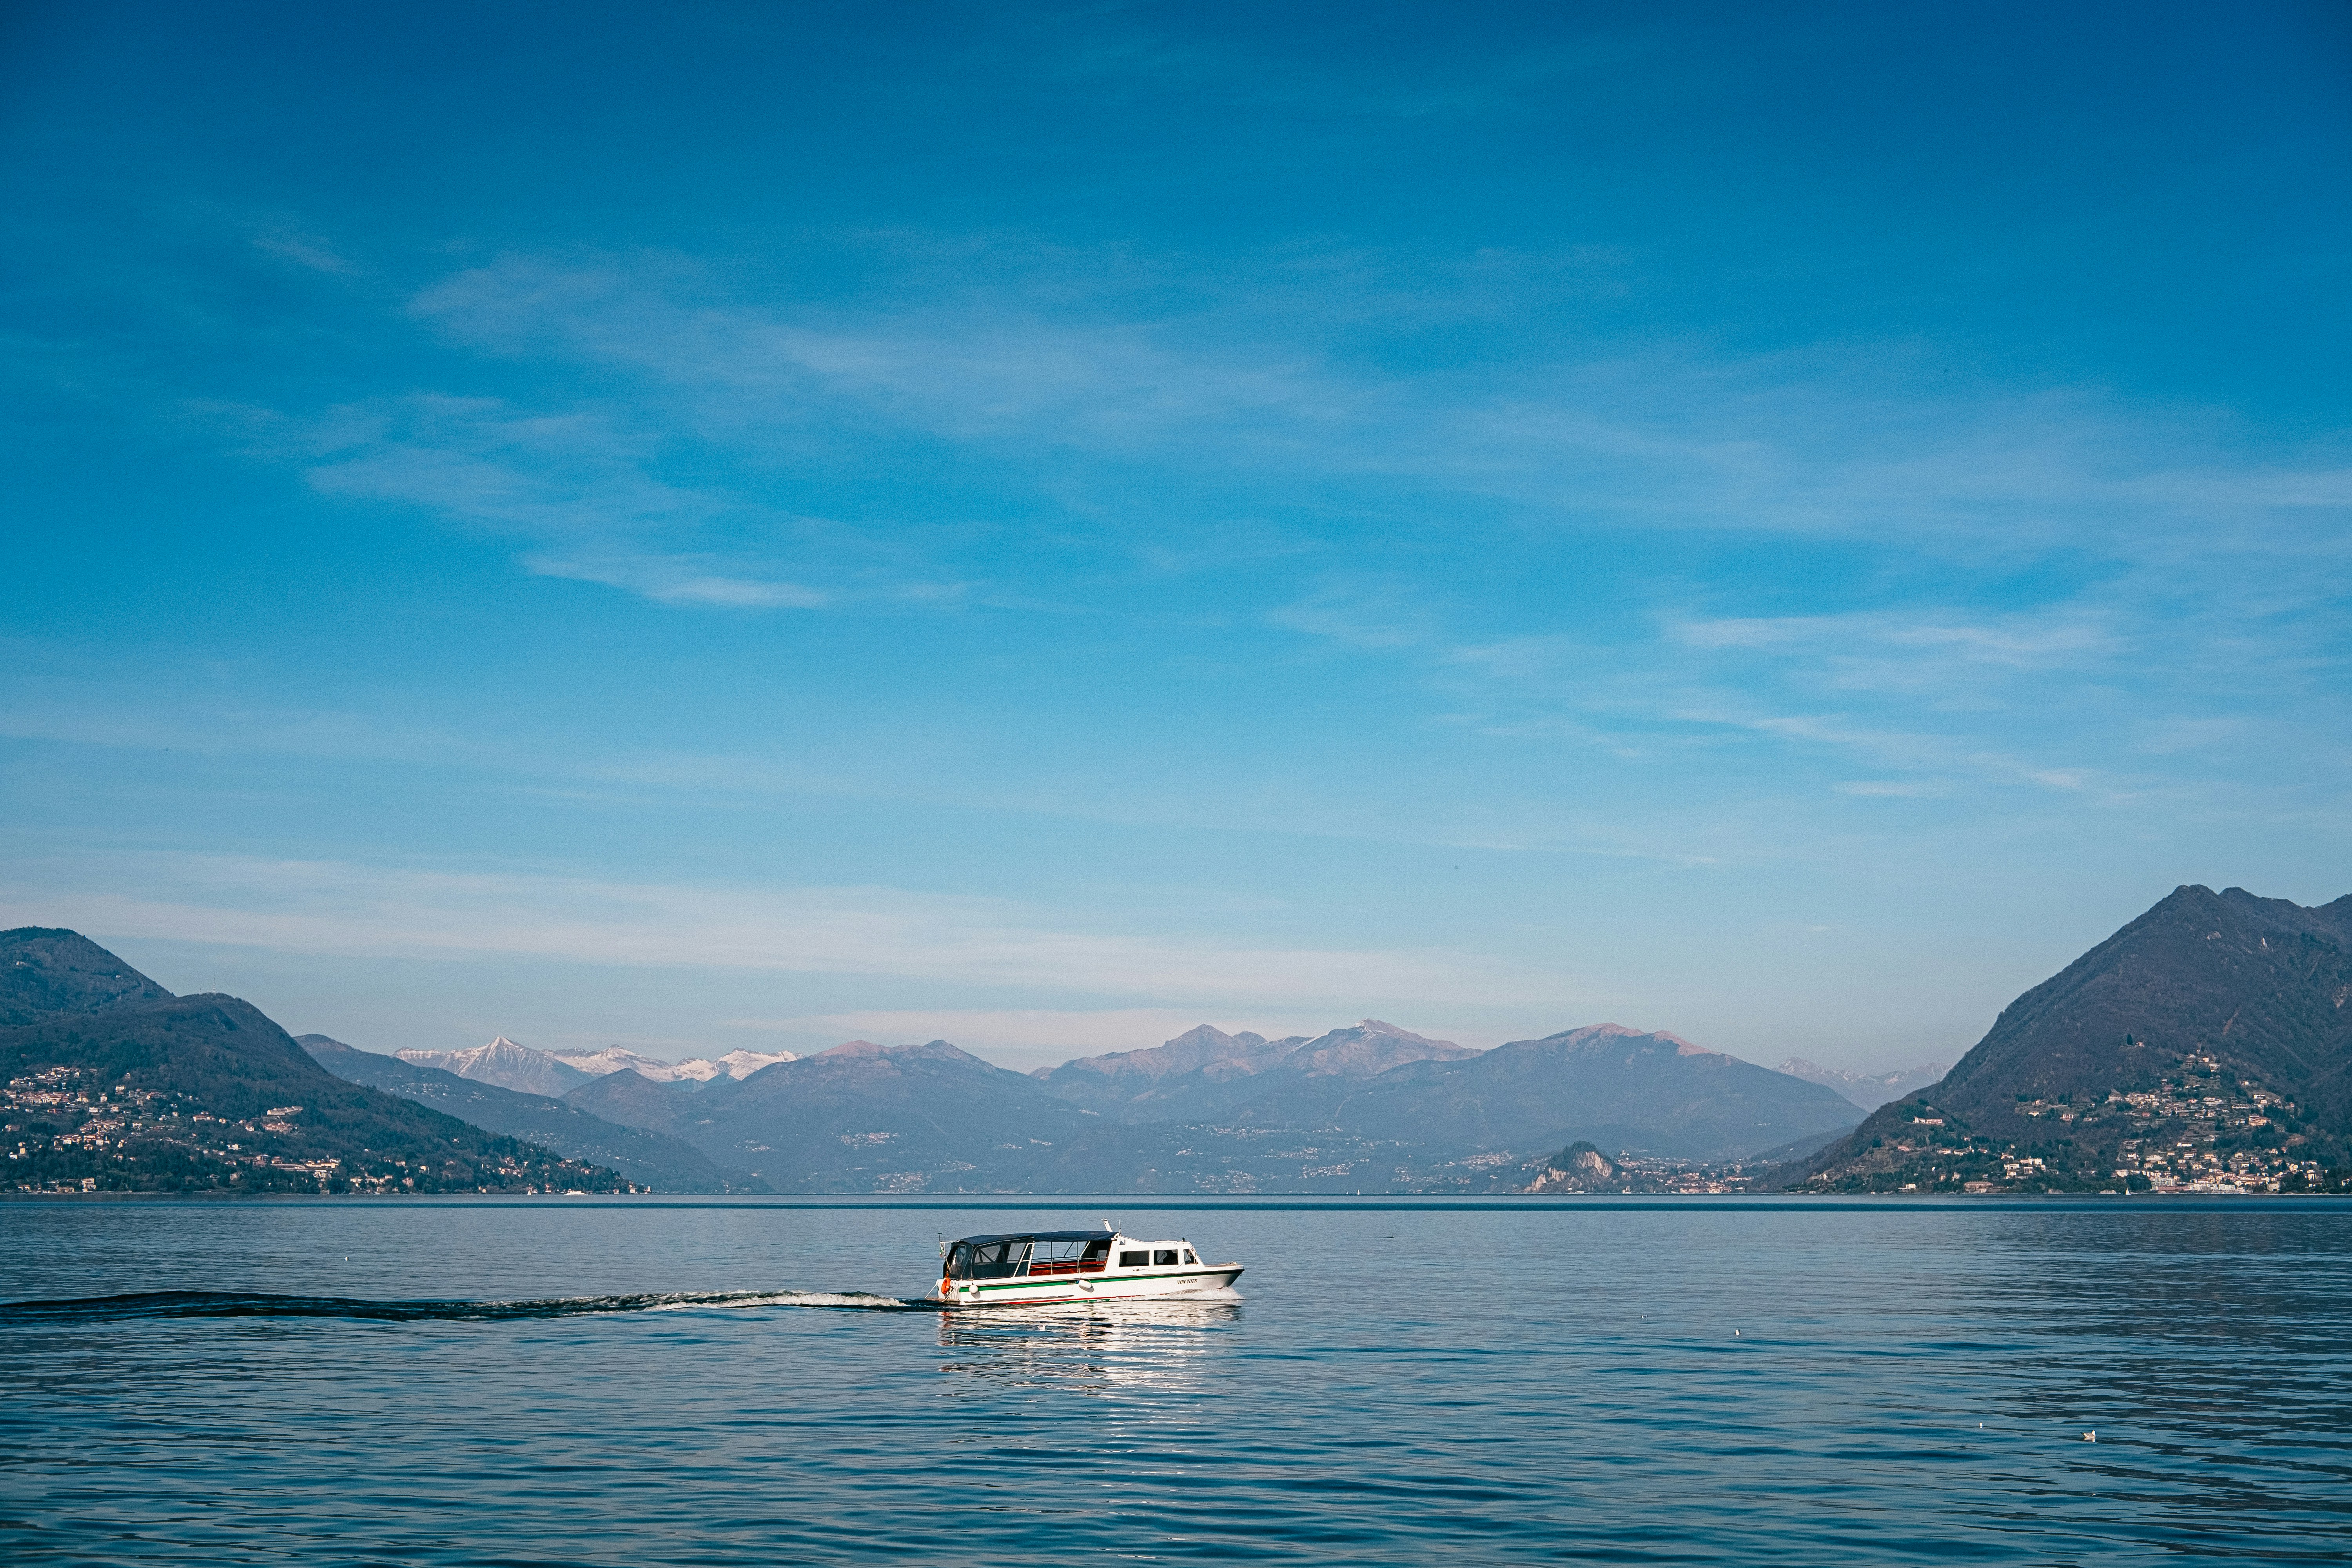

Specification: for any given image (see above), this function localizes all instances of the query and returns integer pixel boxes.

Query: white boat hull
[934,1263,1242,1308]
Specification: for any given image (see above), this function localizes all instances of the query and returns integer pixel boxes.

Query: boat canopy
[951,1229,1115,1247]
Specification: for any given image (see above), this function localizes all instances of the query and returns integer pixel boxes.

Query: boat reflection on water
[935,1292,1243,1393]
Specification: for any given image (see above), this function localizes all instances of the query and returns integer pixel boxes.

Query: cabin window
[1119,1250,1149,1267]
[1183,1250,1198,1265]
[965,1240,1024,1279]
[1154,1249,1179,1267]
[1021,1237,1114,1276]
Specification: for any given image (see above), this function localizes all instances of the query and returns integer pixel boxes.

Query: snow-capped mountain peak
[546,1046,678,1079]
[711,1048,797,1079]
[547,1045,797,1083]
[395,1036,592,1097]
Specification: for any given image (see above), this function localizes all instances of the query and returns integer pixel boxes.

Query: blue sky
[4,1,2348,1071]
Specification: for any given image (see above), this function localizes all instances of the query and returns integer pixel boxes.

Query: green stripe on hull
[950,1269,1242,1304]
[975,1270,1210,1293]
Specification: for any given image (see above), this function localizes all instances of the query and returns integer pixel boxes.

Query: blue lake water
[4,1196,2350,1564]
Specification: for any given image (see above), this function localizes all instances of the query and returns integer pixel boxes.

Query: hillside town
[3,1061,629,1195]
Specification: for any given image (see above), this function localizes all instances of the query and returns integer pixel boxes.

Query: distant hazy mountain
[299,1035,764,1193]
[548,1045,797,1083]
[285,1014,1860,1193]
[662,1038,1103,1191]
[564,1067,703,1137]
[1029,1024,1289,1117]
[1278,1023,1861,1161]
[1777,1058,1951,1112]
[395,1036,593,1097]
[1790,886,2352,1193]
[0,929,630,1194]
[1035,1020,1479,1123]
[988,1021,1857,1189]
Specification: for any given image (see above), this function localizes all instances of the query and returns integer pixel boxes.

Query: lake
[4,1196,2349,1564]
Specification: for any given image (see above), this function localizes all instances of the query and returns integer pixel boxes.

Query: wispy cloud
[224,242,2352,640]
[1433,620,2154,795]
[176,238,2349,844]
[522,550,825,608]
[0,656,1728,864]
[1673,608,2120,676]
[251,227,356,275]
[407,252,1367,454]
[1265,577,1441,650]
[290,393,833,610]
[0,853,1584,1014]
[1832,780,1946,798]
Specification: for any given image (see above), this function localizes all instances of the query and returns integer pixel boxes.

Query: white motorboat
[933,1225,1242,1307]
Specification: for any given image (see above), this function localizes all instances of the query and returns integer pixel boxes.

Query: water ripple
[3,1200,2349,1564]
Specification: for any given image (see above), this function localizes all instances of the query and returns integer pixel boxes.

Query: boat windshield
[948,1240,1026,1280]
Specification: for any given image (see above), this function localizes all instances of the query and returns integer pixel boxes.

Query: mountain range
[660,1038,1107,1191]
[404,1017,1859,1192]
[0,933,1869,1193]
[1249,1023,1861,1161]
[550,1045,797,1084]
[1032,1020,1481,1123]
[278,1014,1863,1191]
[299,1036,766,1193]
[20,882,2343,1196]
[390,1037,796,1095]
[1788,886,2352,1193]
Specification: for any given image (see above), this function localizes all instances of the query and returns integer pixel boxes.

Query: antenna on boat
[1102,1217,1114,1230]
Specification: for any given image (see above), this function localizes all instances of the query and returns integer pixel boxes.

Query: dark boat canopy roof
[951,1229,1115,1247]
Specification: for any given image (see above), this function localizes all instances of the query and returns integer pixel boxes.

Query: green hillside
[1788,886,2352,1194]
[2,929,635,1194]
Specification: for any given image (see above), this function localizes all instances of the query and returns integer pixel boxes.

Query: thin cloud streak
[521,551,826,608]
[45,238,2352,877]
[2,854,1586,1014]
[186,240,2349,753]
[0,666,1734,864]
[401,247,2352,559]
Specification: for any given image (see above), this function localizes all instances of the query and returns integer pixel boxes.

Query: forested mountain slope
[1789,887,2352,1193]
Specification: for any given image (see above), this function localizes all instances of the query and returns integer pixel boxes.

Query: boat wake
[0,1288,933,1324]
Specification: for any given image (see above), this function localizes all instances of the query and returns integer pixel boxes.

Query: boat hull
[935,1264,1242,1308]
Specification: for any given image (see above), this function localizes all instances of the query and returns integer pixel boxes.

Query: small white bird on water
[2082,1431,2097,1442]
